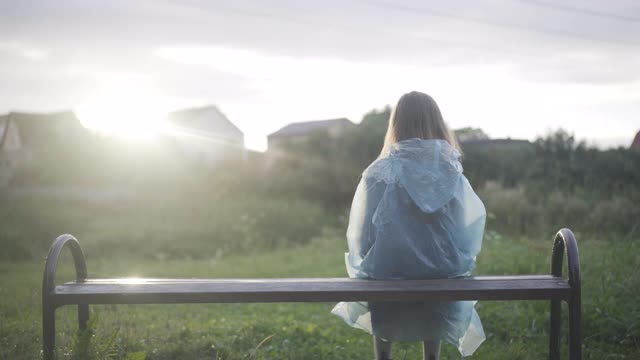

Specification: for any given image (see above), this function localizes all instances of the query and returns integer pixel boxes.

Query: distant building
[267,118,354,151]
[0,114,21,186]
[455,127,490,143]
[631,130,640,151]
[166,105,245,164]
[460,138,531,147]
[0,111,84,186]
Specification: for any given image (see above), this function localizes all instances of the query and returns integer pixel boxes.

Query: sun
[75,86,169,139]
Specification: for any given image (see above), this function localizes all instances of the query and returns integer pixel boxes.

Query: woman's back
[352,138,485,280]
[332,139,486,357]
[331,91,487,358]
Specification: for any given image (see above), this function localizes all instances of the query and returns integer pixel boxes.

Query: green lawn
[1,229,638,359]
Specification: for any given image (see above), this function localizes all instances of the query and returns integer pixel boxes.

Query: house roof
[460,138,531,146]
[268,118,353,139]
[0,115,9,149]
[0,111,85,149]
[167,105,243,140]
[632,130,640,150]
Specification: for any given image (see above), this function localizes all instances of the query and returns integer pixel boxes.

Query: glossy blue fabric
[331,138,486,356]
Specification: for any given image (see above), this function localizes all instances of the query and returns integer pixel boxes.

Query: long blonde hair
[380,91,459,157]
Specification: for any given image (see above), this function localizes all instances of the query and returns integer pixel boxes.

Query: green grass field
[1,227,638,359]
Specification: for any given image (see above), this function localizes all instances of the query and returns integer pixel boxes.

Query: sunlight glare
[120,277,147,285]
[76,86,169,139]
[243,132,267,152]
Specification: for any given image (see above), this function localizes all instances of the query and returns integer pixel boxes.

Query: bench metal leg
[43,304,88,360]
[43,304,56,360]
[422,339,441,360]
[373,336,392,360]
[78,304,89,330]
[568,296,582,360]
[549,299,561,360]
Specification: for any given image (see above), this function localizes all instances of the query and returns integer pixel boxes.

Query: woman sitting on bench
[331,91,487,360]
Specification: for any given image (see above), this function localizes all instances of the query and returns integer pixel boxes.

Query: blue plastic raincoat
[331,138,486,356]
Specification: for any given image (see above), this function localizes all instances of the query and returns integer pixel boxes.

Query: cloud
[1,0,639,146]
[0,41,48,61]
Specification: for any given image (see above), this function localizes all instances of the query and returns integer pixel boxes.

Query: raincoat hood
[367,138,463,213]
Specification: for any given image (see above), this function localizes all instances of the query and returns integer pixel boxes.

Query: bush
[0,189,333,261]
[477,181,639,238]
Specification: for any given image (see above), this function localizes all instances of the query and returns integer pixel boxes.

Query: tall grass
[478,181,640,239]
[0,189,335,261]
[1,230,638,359]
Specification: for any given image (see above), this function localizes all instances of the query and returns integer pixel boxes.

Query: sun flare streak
[76,85,170,139]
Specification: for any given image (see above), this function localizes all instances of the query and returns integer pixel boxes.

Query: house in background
[267,118,354,152]
[631,130,640,151]
[166,105,245,165]
[0,111,84,186]
[0,114,21,186]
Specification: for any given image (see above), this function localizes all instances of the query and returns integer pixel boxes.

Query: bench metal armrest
[551,228,581,292]
[42,234,89,360]
[549,228,582,360]
[42,234,88,299]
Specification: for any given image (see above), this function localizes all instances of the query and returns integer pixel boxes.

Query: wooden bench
[42,229,582,359]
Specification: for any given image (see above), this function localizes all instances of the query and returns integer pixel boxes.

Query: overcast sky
[1,0,639,150]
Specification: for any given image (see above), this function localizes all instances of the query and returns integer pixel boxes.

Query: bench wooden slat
[66,275,560,283]
[52,276,571,305]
